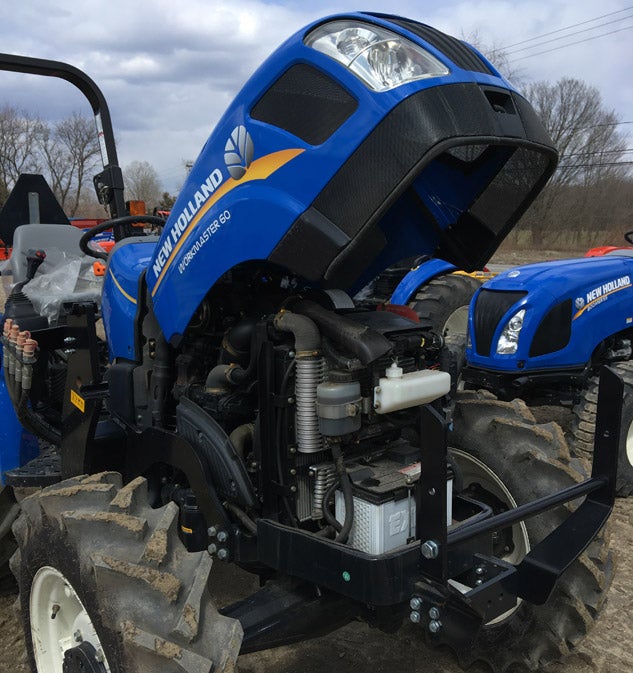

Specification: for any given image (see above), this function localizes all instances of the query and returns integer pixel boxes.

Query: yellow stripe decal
[573,285,627,320]
[109,269,138,305]
[151,148,305,297]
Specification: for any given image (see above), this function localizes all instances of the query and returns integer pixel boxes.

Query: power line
[558,161,633,168]
[506,15,633,55]
[510,24,633,61]
[564,148,633,158]
[503,7,633,48]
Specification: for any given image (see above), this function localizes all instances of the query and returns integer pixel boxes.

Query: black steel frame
[0,53,126,230]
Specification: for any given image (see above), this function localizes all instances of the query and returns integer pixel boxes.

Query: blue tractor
[461,246,633,495]
[0,13,621,673]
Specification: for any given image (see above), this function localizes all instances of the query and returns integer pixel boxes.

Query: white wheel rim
[627,418,633,467]
[30,566,111,673]
[449,449,531,624]
[442,306,469,337]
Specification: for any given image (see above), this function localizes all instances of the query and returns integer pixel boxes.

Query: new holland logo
[224,125,254,179]
[575,296,585,310]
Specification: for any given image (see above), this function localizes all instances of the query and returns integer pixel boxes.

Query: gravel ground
[1,247,631,672]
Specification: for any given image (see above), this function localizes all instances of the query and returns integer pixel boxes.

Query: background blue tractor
[0,13,621,673]
[391,242,633,496]
[461,242,633,495]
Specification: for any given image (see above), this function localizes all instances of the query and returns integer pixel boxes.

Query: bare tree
[40,113,101,216]
[123,160,163,211]
[0,106,44,206]
[514,78,630,248]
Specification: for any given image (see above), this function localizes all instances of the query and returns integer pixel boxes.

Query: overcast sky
[1,0,631,193]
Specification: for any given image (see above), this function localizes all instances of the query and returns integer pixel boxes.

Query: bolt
[428,487,436,496]
[421,540,439,559]
[207,543,217,555]
[475,566,485,576]
[409,596,422,611]
[428,607,440,621]
[429,620,442,634]
[64,337,77,345]
[74,629,83,643]
[290,468,297,476]
[50,604,60,620]
[207,526,217,537]
[409,610,421,624]
[217,548,229,561]
[217,530,228,543]
[287,397,295,404]
[290,485,297,493]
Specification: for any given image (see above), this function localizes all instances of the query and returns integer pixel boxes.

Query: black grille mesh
[371,14,493,74]
[529,300,572,357]
[473,289,526,356]
[251,64,358,145]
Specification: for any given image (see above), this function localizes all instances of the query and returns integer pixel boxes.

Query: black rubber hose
[79,215,166,260]
[273,310,320,355]
[225,325,262,386]
[321,337,362,371]
[331,443,354,544]
[17,388,61,446]
[224,501,258,535]
[292,300,391,365]
[322,478,343,533]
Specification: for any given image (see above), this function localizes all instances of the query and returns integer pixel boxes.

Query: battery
[335,456,453,555]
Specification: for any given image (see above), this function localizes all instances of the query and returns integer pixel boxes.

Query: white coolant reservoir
[373,363,450,414]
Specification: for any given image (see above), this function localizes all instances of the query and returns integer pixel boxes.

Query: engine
[160,264,452,553]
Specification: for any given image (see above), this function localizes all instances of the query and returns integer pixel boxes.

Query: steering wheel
[79,215,167,261]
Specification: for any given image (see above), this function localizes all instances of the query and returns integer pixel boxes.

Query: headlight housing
[305,20,449,91]
[496,309,526,355]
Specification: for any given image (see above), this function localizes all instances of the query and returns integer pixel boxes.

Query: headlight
[496,309,525,355]
[305,20,449,91]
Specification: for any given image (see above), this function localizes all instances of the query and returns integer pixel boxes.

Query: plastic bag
[22,251,102,325]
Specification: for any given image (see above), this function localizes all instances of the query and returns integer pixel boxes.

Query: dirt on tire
[2,496,632,673]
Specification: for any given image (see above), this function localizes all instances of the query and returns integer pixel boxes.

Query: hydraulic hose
[331,442,354,544]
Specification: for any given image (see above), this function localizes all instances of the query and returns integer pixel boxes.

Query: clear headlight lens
[496,309,526,355]
[305,20,449,91]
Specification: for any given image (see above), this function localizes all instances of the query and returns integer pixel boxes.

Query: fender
[0,352,38,482]
[390,258,457,305]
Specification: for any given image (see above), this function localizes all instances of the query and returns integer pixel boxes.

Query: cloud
[0,0,630,192]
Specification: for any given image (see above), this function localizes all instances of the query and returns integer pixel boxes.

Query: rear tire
[571,363,633,496]
[447,391,613,672]
[11,472,242,673]
[409,273,481,337]
[0,486,18,593]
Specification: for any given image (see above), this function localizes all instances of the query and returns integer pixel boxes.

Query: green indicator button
[342,571,351,582]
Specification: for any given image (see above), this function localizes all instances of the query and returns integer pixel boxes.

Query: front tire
[409,273,481,337]
[571,363,633,496]
[447,391,613,672]
[11,472,242,673]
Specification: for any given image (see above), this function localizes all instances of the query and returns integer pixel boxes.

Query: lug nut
[217,531,228,543]
[429,607,440,621]
[409,610,421,624]
[409,596,422,611]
